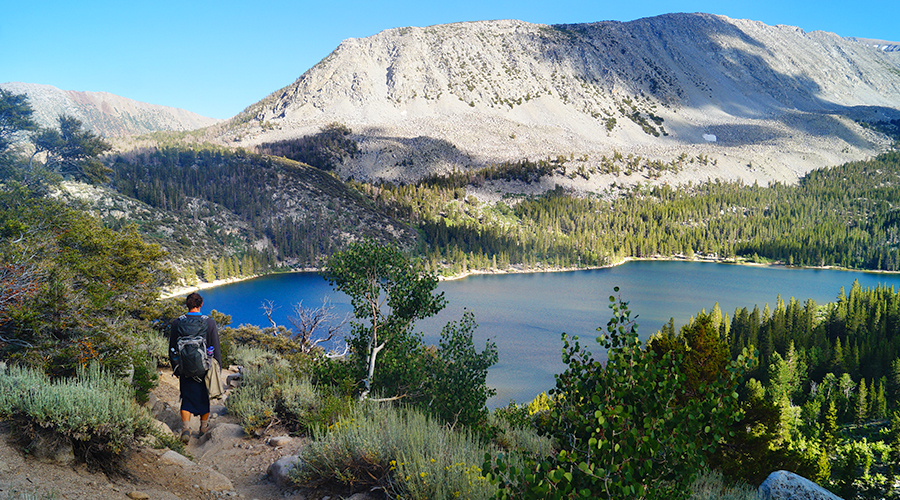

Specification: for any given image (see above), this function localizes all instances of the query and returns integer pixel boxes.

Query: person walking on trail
[169,292,221,443]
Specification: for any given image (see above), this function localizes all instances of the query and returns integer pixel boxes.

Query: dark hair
[185,292,203,310]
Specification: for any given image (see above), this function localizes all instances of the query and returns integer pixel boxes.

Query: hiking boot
[199,420,209,437]
[180,426,191,443]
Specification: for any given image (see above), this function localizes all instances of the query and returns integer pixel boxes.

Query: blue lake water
[199,261,900,407]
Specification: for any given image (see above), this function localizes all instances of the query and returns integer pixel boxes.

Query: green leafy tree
[324,240,446,399]
[488,288,753,499]
[0,189,173,371]
[425,310,498,427]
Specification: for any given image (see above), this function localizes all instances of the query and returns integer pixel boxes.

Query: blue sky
[2,0,897,119]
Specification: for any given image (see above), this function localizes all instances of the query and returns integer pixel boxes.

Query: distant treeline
[361,151,900,275]
[254,122,359,171]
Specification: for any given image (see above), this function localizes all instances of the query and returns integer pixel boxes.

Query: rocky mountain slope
[226,13,900,188]
[0,82,219,138]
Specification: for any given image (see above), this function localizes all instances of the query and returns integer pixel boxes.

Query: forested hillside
[101,140,900,283]
[659,280,900,497]
[358,150,900,275]
[107,145,417,280]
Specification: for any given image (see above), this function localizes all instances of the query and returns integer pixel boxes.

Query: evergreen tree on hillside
[30,115,112,184]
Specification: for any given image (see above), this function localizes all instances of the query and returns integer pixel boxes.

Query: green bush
[229,345,288,369]
[219,324,307,368]
[424,310,498,427]
[293,401,501,500]
[0,362,151,467]
[277,377,351,433]
[226,364,283,435]
[129,349,158,404]
[226,363,350,436]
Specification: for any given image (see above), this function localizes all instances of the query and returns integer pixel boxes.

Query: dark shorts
[179,376,210,416]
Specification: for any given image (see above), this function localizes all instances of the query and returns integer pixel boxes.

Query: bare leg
[180,410,192,442]
[199,412,210,436]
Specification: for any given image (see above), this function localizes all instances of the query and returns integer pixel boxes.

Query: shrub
[689,469,761,500]
[226,363,350,436]
[220,324,300,363]
[423,310,498,427]
[279,379,350,433]
[0,362,151,469]
[226,364,284,435]
[129,349,158,404]
[229,345,287,369]
[293,401,501,500]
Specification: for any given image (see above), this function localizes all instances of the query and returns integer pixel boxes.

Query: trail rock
[157,449,234,492]
[267,455,301,487]
[758,470,843,500]
[159,450,194,467]
[150,418,172,435]
[29,433,75,465]
[268,436,293,447]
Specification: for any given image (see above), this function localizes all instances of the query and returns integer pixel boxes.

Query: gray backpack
[173,314,211,380]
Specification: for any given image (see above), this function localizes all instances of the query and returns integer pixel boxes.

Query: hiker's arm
[208,318,221,365]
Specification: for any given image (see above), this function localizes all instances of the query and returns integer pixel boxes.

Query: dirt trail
[0,368,322,500]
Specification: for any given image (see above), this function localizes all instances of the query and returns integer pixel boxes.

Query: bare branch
[260,300,279,329]
[287,297,348,353]
[0,248,46,325]
[325,343,349,359]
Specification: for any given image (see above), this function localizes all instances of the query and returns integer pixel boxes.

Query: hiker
[168,292,221,442]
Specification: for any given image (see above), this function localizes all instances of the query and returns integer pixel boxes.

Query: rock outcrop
[759,470,843,500]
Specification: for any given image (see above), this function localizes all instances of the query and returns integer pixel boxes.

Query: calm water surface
[200,261,900,407]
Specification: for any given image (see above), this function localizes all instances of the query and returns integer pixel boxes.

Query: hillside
[69,147,418,278]
[0,82,219,138]
[223,13,900,189]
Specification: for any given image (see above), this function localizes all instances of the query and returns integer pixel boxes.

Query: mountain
[0,82,219,138]
[226,13,900,188]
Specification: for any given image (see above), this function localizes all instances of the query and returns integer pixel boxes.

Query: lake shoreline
[161,255,897,299]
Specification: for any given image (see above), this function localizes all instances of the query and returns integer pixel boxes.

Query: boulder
[759,470,843,500]
[150,418,172,436]
[268,455,301,487]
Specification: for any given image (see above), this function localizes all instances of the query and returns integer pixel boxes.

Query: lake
[199,261,900,407]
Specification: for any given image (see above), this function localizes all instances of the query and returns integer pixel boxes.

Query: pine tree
[815,447,831,484]
[832,337,845,373]
[203,258,217,283]
[876,380,888,419]
[231,255,241,277]
[824,400,838,452]
[856,378,868,424]
[868,378,878,419]
[217,256,228,280]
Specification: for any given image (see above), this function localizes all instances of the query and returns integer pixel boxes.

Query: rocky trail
[0,368,358,500]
